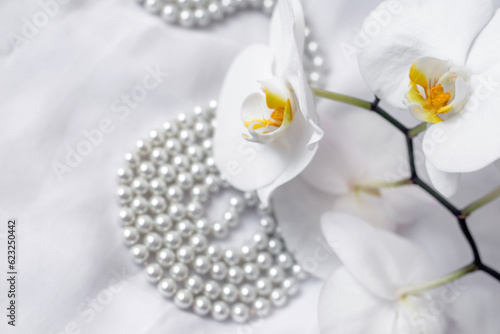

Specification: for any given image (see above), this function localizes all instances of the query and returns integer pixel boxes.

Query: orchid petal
[425,160,461,197]
[321,212,433,299]
[466,9,500,75]
[319,267,397,334]
[358,0,493,108]
[214,45,291,192]
[273,176,341,279]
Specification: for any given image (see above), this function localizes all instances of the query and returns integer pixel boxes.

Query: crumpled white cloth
[0,0,341,333]
[3,0,500,333]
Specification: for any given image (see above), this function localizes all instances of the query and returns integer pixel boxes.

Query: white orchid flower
[319,213,449,334]
[213,0,323,205]
[357,0,500,197]
[273,110,430,278]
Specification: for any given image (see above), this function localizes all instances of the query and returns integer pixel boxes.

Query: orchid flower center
[241,78,296,144]
[404,57,470,124]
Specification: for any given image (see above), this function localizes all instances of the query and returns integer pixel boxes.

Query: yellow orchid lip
[405,57,470,124]
[241,79,295,142]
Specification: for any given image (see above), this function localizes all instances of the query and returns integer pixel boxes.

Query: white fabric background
[2,0,500,333]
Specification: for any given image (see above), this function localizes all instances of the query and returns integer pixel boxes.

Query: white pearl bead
[277,252,293,269]
[212,221,229,238]
[227,266,244,284]
[177,172,194,190]
[212,301,230,321]
[166,185,184,202]
[145,263,163,283]
[186,145,204,162]
[132,197,149,214]
[136,215,154,233]
[173,155,191,172]
[118,208,135,226]
[135,139,151,156]
[124,152,140,168]
[189,234,208,252]
[144,232,163,251]
[222,210,239,227]
[282,277,299,296]
[239,284,257,303]
[144,0,161,13]
[255,277,273,296]
[117,186,133,204]
[162,120,179,136]
[262,0,275,15]
[268,266,285,283]
[205,157,217,173]
[179,129,196,145]
[231,303,250,323]
[243,191,258,207]
[194,255,211,274]
[139,161,156,179]
[130,244,149,263]
[220,0,237,14]
[252,232,268,250]
[150,196,167,213]
[191,185,209,203]
[243,263,260,281]
[149,129,166,145]
[240,244,257,262]
[258,202,273,215]
[267,237,283,255]
[123,227,140,246]
[177,219,195,237]
[157,248,176,267]
[150,147,168,165]
[168,203,186,221]
[150,178,167,195]
[248,0,262,8]
[187,201,204,219]
[190,163,207,181]
[221,283,238,303]
[223,248,240,266]
[174,289,194,309]
[259,216,276,233]
[256,252,273,269]
[131,177,149,195]
[202,139,212,151]
[292,264,308,280]
[193,296,212,316]
[208,2,224,21]
[194,218,211,235]
[186,275,204,294]
[211,262,228,280]
[309,71,321,84]
[253,298,272,317]
[165,139,182,155]
[154,214,173,232]
[193,121,211,139]
[177,245,195,264]
[117,167,133,184]
[206,244,222,261]
[170,263,189,281]
[164,231,182,249]
[270,288,287,307]
[176,0,191,8]
[177,112,195,128]
[194,8,211,26]
[204,174,220,193]
[161,4,179,23]
[158,278,177,298]
[204,280,221,300]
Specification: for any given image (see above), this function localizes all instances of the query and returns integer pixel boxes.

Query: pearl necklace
[116,103,309,322]
[135,0,327,86]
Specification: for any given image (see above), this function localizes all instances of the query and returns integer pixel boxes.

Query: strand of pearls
[116,102,308,322]
[134,0,327,85]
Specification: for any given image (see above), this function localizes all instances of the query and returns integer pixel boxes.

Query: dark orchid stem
[313,87,500,283]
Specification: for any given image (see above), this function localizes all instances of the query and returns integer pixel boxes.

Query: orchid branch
[313,87,500,283]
